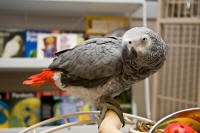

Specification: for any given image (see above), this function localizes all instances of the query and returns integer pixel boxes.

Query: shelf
[0,58,53,70]
[0,0,147,70]
[0,0,145,17]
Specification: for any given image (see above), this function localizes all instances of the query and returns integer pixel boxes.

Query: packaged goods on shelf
[60,33,78,50]
[61,96,78,123]
[77,33,85,45]
[0,28,85,59]
[37,91,61,126]
[61,95,96,123]
[0,29,24,58]
[86,16,129,35]
[0,90,131,128]
[9,92,41,127]
[37,33,60,59]
[37,32,84,59]
[0,92,9,128]
[24,30,50,58]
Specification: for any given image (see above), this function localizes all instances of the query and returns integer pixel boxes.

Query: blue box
[24,30,49,57]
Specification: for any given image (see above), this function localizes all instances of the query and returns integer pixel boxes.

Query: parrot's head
[122,27,167,72]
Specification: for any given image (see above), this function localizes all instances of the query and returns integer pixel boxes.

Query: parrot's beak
[122,42,137,59]
[131,47,137,58]
[123,40,138,58]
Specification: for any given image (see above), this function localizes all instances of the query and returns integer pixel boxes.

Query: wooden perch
[99,110,122,133]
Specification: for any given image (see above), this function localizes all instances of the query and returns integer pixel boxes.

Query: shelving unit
[0,0,147,69]
[0,58,53,70]
[0,0,149,132]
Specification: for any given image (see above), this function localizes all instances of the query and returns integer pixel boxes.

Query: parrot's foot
[97,97,125,128]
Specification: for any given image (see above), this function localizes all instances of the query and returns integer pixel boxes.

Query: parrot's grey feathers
[51,27,168,127]
[60,73,109,88]
[54,48,73,57]
[102,36,120,40]
[49,37,124,82]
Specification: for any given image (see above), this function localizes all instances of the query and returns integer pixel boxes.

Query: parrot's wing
[54,37,119,56]
[49,37,123,80]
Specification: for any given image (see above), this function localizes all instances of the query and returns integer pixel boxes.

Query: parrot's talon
[97,97,125,128]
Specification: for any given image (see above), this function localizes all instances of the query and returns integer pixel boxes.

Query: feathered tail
[23,68,56,87]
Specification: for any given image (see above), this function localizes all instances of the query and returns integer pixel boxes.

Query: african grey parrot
[23,27,167,126]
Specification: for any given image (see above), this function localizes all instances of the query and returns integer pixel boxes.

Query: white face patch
[123,34,151,54]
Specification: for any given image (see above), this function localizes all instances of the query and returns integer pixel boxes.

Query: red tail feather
[23,69,56,87]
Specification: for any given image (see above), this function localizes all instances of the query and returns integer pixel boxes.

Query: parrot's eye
[128,41,132,44]
[142,37,147,41]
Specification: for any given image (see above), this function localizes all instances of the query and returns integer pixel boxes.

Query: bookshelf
[0,0,148,70]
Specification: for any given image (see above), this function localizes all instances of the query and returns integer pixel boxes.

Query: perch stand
[20,111,154,133]
[99,110,122,133]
